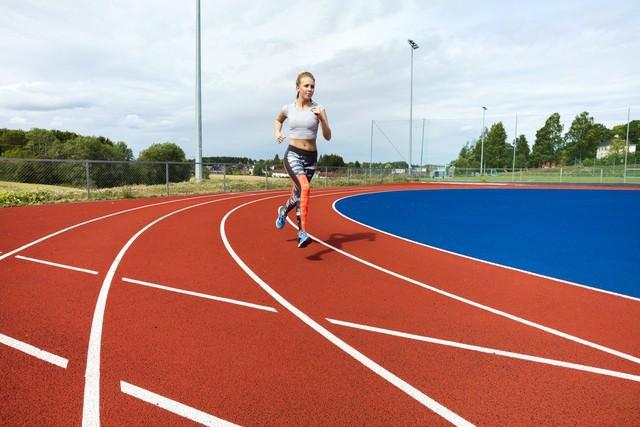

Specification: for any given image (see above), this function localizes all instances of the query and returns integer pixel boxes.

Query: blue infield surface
[334,188,640,299]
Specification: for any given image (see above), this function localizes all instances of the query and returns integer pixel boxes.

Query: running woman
[274,71,332,247]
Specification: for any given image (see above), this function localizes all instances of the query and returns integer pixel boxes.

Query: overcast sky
[1,0,638,164]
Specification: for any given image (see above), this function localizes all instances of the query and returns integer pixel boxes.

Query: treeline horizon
[0,128,401,170]
[452,112,639,169]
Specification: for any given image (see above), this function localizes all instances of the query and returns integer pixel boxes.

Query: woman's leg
[280,146,316,233]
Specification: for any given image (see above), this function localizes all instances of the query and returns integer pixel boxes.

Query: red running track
[1,183,639,426]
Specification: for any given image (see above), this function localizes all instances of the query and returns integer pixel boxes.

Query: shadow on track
[306,232,377,261]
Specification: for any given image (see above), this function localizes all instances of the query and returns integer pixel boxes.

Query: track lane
[97,187,448,425]
[322,186,640,356]
[0,191,271,425]
[0,346,80,426]
[0,195,216,258]
[224,185,640,424]
[3,183,638,425]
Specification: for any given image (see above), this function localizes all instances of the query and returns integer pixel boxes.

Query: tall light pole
[480,106,487,175]
[420,118,426,173]
[511,113,518,182]
[195,0,203,180]
[624,107,630,183]
[408,39,419,176]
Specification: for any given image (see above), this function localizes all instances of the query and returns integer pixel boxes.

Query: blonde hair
[295,71,316,99]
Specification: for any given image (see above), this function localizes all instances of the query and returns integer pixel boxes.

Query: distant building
[597,135,637,159]
[541,161,557,168]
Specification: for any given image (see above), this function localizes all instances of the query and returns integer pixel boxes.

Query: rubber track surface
[1,184,638,426]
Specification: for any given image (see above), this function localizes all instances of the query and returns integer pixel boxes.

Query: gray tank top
[281,101,324,140]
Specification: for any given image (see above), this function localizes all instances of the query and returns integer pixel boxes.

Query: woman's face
[297,77,315,101]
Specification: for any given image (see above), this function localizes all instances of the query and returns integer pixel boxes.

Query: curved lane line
[220,193,474,427]
[0,193,229,263]
[332,192,640,303]
[285,191,640,365]
[82,192,265,427]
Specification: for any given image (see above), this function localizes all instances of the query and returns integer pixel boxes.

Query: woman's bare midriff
[289,138,317,152]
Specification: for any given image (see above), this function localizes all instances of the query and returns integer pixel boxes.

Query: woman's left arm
[318,109,332,141]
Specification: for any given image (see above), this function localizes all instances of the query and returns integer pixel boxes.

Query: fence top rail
[0,157,262,167]
[0,157,199,166]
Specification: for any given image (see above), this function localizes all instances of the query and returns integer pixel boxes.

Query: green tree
[24,128,59,156]
[561,112,612,165]
[481,122,510,168]
[530,113,563,167]
[612,120,640,146]
[138,142,187,162]
[318,153,345,168]
[0,129,28,156]
[513,135,530,168]
[138,142,190,183]
[452,141,479,168]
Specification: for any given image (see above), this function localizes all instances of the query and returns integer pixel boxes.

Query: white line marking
[295,214,640,366]
[15,255,99,275]
[0,332,68,369]
[332,192,640,303]
[121,381,239,426]
[327,318,640,383]
[82,192,265,427]
[221,194,474,427]
[0,193,241,263]
[122,277,277,313]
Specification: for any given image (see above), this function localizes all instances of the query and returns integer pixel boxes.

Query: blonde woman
[274,71,332,247]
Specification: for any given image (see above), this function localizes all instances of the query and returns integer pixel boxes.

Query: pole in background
[480,106,487,175]
[166,162,170,195]
[512,113,518,182]
[195,0,203,180]
[408,39,419,176]
[369,120,374,177]
[624,106,631,183]
[420,118,426,175]
[85,160,90,198]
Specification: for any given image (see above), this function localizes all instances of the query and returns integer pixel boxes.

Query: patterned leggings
[282,145,318,231]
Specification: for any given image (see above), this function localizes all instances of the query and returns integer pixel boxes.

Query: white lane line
[221,194,474,427]
[332,193,640,303]
[0,193,241,263]
[0,332,68,369]
[327,318,640,383]
[121,381,239,426]
[82,192,275,427]
[122,277,277,313]
[15,255,99,275]
[291,200,640,366]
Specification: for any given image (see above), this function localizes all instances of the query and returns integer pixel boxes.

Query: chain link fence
[1,157,638,206]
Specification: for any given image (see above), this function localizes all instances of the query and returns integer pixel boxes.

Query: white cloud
[8,116,28,125]
[0,0,639,163]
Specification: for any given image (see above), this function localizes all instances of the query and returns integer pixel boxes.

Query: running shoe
[275,206,286,229]
[297,230,311,248]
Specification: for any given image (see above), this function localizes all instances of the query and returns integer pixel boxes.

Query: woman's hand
[275,132,286,144]
[310,106,325,122]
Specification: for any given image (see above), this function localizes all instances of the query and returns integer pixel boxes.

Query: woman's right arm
[274,112,287,144]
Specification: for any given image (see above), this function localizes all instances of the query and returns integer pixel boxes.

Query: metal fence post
[165,162,169,196]
[223,165,227,192]
[560,168,563,183]
[85,160,90,199]
[265,173,268,190]
[325,167,328,187]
